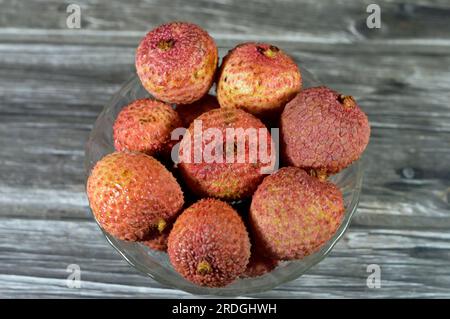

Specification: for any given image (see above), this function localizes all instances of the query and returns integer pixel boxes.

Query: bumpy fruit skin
[141,224,172,251]
[217,42,301,117]
[281,86,370,175]
[135,22,218,104]
[178,108,274,201]
[113,99,182,156]
[86,152,184,241]
[176,94,219,127]
[250,167,344,260]
[241,246,278,278]
[167,199,251,287]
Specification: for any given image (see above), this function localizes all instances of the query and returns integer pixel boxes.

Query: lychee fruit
[113,98,182,156]
[167,199,251,287]
[178,108,275,201]
[86,152,184,241]
[249,167,345,260]
[241,246,278,278]
[281,86,370,175]
[176,94,220,127]
[136,22,218,104]
[217,42,301,117]
[141,223,172,251]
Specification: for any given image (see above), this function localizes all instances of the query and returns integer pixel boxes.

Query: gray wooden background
[0,0,449,298]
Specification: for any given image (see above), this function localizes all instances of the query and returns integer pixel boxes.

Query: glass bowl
[84,68,363,296]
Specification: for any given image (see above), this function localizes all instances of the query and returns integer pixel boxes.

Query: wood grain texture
[0,0,449,298]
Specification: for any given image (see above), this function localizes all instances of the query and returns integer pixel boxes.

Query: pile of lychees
[87,22,370,288]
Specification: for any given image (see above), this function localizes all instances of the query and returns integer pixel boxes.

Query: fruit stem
[157,219,167,233]
[309,169,328,181]
[257,45,279,58]
[197,261,212,275]
[157,39,175,51]
[338,95,356,109]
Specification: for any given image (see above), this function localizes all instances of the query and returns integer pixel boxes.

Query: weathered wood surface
[0,0,449,298]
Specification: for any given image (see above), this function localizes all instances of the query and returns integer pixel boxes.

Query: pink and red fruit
[113,98,182,156]
[141,223,173,251]
[86,152,184,241]
[250,167,345,260]
[217,42,301,117]
[241,246,278,278]
[136,22,218,104]
[281,86,370,175]
[167,199,251,287]
[178,108,274,201]
[176,94,220,127]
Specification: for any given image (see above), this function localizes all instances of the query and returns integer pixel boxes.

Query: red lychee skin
[217,42,302,117]
[178,108,274,201]
[241,246,278,278]
[113,99,182,156]
[141,224,172,251]
[167,199,251,287]
[86,152,184,241]
[281,86,370,175]
[176,94,220,127]
[135,22,218,104]
[250,167,345,260]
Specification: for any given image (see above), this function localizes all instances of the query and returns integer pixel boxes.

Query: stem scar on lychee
[136,22,218,104]
[157,39,175,51]
[157,219,167,233]
[86,152,184,241]
[281,87,370,174]
[197,260,212,275]
[309,168,328,181]
[257,45,279,58]
[138,114,157,124]
[338,94,356,109]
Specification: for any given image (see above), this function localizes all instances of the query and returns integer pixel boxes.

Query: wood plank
[0,218,449,297]
[0,0,449,42]
[0,0,449,299]
[0,40,449,223]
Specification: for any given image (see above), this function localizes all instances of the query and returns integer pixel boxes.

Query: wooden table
[1,0,449,298]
